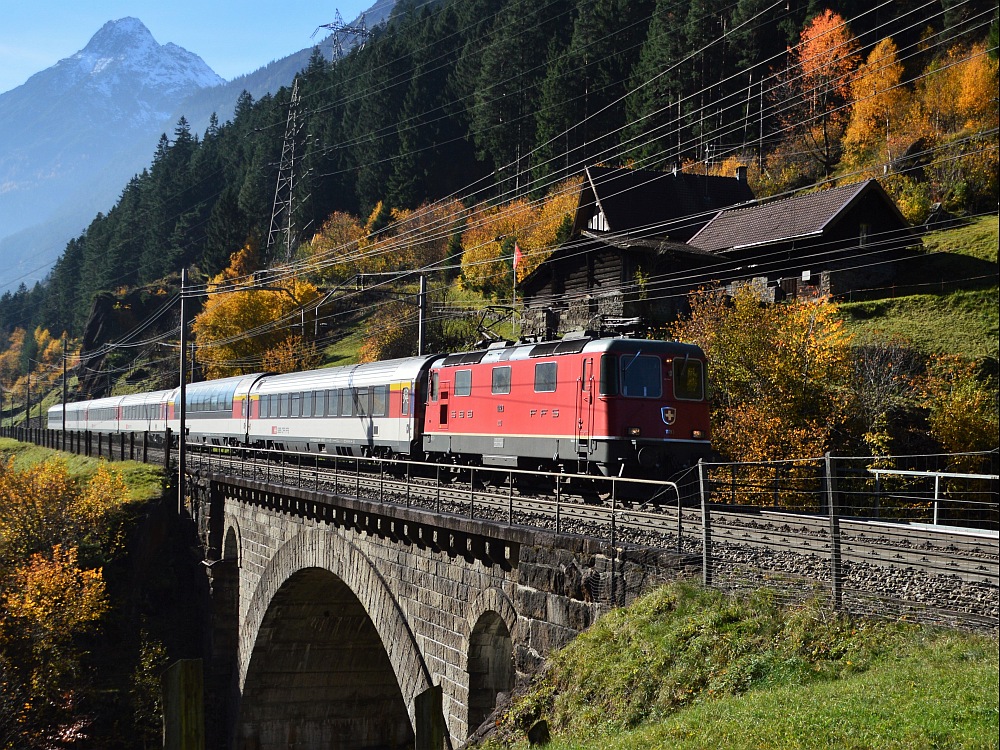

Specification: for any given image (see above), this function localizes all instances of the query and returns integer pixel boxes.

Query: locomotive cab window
[673,358,705,400]
[492,366,511,395]
[621,354,662,398]
[430,372,439,402]
[534,362,557,393]
[455,369,472,397]
[599,355,618,395]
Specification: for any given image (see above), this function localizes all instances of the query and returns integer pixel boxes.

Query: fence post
[164,428,172,472]
[143,432,148,464]
[699,459,712,587]
[825,452,842,610]
[610,478,618,606]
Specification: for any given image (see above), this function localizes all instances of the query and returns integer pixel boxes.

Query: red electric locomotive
[421,336,710,477]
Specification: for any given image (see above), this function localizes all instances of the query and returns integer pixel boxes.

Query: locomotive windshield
[621,355,662,398]
[673,357,705,400]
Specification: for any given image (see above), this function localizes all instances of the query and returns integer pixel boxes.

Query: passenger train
[47,336,711,477]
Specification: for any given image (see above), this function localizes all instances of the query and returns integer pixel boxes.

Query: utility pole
[25,371,30,430]
[178,269,188,515]
[62,334,68,449]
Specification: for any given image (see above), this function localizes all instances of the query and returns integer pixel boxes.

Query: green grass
[838,215,999,361]
[486,583,998,750]
[840,287,999,360]
[922,215,999,263]
[0,437,164,502]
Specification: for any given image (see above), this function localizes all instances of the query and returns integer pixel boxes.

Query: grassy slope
[839,216,999,360]
[487,583,998,750]
[0,437,163,501]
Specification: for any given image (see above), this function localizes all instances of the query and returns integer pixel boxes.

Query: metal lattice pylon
[313,9,371,60]
[267,79,303,263]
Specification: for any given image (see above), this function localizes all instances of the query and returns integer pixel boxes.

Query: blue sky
[0,1,371,94]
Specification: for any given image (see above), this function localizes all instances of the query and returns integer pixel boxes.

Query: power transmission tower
[313,10,371,60]
[267,78,304,264]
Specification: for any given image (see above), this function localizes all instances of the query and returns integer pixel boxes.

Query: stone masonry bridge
[188,471,692,750]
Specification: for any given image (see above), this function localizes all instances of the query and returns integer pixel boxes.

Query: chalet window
[621,355,661,398]
[492,366,511,395]
[673,358,705,401]
[599,355,618,395]
[534,362,557,393]
[588,208,608,232]
[859,223,870,246]
[455,369,472,397]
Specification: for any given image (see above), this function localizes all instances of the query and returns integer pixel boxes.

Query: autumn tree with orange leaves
[670,284,852,465]
[773,9,860,179]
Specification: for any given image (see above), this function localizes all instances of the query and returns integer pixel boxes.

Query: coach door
[438,379,451,429]
[575,357,595,454]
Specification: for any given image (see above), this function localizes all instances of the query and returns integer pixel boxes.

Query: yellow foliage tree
[843,37,909,169]
[357,301,417,364]
[1,544,107,725]
[460,177,580,296]
[193,245,319,379]
[670,286,852,465]
[919,355,999,471]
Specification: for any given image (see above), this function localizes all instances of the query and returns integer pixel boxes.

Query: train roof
[430,337,705,368]
[251,355,437,394]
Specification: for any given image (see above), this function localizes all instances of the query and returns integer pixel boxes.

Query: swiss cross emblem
[661,406,677,425]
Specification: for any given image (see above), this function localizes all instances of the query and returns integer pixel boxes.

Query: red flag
[513,242,523,269]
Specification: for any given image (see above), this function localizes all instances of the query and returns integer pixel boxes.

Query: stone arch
[465,588,517,736]
[222,522,241,566]
[236,527,433,747]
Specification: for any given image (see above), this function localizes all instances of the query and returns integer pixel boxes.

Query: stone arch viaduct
[192,472,690,749]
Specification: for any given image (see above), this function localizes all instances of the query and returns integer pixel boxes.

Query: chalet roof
[573,165,755,241]
[687,179,909,253]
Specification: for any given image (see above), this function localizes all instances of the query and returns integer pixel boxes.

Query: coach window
[673,358,705,401]
[372,385,388,417]
[492,366,511,395]
[291,392,301,417]
[355,387,370,416]
[326,389,338,417]
[303,391,313,417]
[401,387,410,416]
[455,369,472,396]
[622,355,661,398]
[341,389,353,417]
[534,362,557,393]
[278,394,288,417]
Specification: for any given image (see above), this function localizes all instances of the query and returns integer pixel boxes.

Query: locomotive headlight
[692,429,705,439]
[627,426,642,437]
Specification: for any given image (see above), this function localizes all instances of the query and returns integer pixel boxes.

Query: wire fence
[8,426,998,630]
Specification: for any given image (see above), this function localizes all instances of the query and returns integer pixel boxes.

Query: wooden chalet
[520,165,754,338]
[687,179,918,301]
[521,176,918,338]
